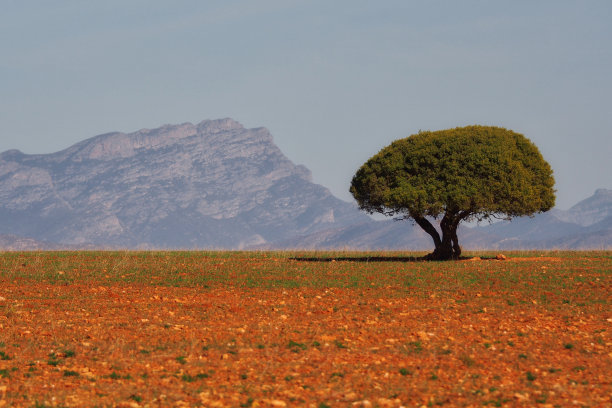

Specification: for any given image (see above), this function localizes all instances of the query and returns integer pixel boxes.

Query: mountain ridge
[0,118,367,249]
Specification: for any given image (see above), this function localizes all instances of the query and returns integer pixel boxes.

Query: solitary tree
[350,125,555,260]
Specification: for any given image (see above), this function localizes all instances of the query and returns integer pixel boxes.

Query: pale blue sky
[1,1,611,209]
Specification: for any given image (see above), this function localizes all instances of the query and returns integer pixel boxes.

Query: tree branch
[412,215,442,248]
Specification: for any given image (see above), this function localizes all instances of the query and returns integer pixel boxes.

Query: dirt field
[0,251,610,407]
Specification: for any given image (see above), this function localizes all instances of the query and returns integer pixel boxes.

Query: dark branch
[412,215,442,247]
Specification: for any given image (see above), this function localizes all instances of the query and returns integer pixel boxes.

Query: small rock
[496,253,507,260]
[417,331,431,341]
[469,257,481,261]
[344,392,358,401]
[513,392,529,401]
[377,398,395,407]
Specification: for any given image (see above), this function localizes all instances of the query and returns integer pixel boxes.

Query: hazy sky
[2,1,611,209]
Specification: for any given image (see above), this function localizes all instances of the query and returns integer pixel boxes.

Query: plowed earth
[0,251,610,407]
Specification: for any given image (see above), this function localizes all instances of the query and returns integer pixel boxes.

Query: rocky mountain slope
[0,118,369,249]
[550,189,612,226]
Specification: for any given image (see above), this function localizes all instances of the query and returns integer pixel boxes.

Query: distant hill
[264,189,612,250]
[550,188,612,226]
[0,118,369,249]
[0,118,610,251]
[468,190,612,249]
[0,234,75,251]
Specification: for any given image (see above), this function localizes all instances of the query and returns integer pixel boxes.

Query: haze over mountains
[1,119,610,250]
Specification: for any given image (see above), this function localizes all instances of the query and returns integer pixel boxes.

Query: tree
[350,125,555,260]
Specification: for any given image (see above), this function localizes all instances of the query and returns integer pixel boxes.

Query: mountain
[262,189,612,250]
[550,188,612,226]
[0,118,369,249]
[1,118,610,251]
[466,189,612,249]
[0,234,85,251]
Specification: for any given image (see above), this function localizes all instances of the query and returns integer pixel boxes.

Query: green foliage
[287,340,307,352]
[399,367,412,376]
[350,125,555,221]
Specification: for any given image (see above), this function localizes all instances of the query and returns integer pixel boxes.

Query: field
[0,251,610,407]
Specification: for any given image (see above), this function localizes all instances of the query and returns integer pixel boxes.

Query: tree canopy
[350,125,556,260]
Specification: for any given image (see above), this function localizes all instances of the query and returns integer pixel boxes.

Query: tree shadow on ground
[289,256,488,263]
[289,256,425,263]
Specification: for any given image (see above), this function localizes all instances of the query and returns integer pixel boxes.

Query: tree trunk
[451,227,461,258]
[414,213,462,260]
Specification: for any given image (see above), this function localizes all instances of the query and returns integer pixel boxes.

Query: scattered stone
[376,398,396,407]
[496,253,507,260]
[343,392,358,401]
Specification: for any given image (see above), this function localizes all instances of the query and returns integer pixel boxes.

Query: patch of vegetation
[399,368,412,376]
[334,340,348,349]
[47,358,60,366]
[129,394,142,403]
[181,374,198,382]
[287,340,307,352]
[406,341,423,354]
[106,371,131,380]
[240,398,255,407]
